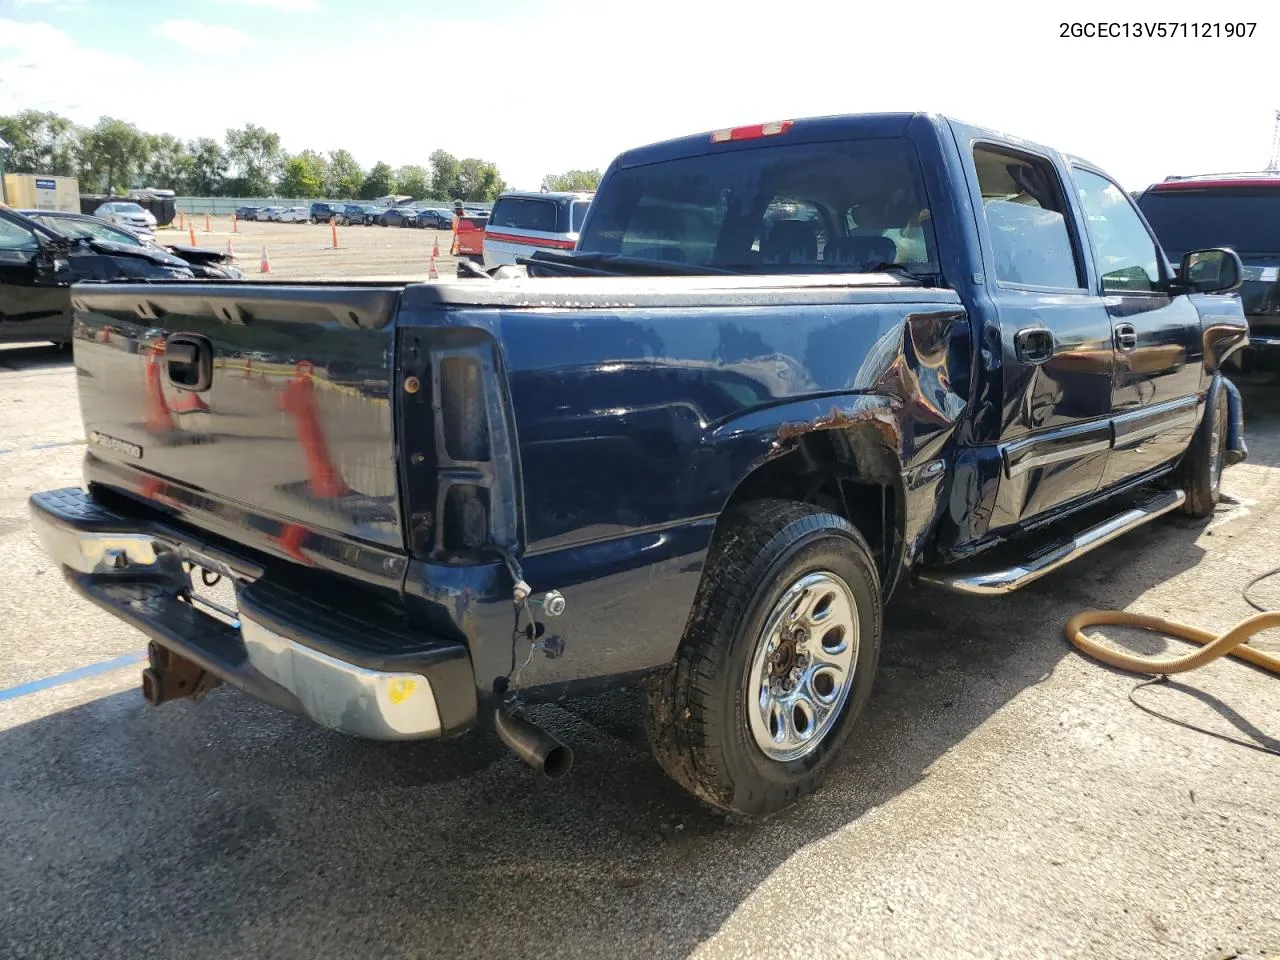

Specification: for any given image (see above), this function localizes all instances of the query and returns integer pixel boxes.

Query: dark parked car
[415,208,454,230]
[338,204,380,226]
[0,206,194,346]
[309,201,344,224]
[20,210,246,280]
[29,112,1249,819]
[379,207,418,227]
[1136,172,1280,368]
[234,206,259,220]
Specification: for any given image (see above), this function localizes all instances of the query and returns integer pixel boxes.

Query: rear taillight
[397,330,521,560]
[710,120,793,143]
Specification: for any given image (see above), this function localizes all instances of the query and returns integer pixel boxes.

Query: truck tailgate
[69,283,405,579]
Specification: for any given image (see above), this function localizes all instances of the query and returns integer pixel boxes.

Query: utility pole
[1268,110,1280,172]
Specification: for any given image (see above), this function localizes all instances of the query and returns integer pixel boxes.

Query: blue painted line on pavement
[0,651,147,703]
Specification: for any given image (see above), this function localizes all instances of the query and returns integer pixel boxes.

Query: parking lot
[167,216,460,280]
[1,333,1277,959]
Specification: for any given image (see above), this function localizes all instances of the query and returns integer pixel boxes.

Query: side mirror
[1178,247,1243,295]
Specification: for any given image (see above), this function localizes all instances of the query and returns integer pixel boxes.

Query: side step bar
[918,489,1186,596]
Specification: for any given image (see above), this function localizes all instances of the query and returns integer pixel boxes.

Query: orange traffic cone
[178,212,185,230]
[144,346,175,433]
[278,362,352,499]
[331,217,338,249]
[428,254,438,280]
[189,224,197,247]
[171,390,210,414]
[232,213,239,233]
[432,236,440,258]
[204,213,211,233]
[225,239,235,258]
[259,245,271,274]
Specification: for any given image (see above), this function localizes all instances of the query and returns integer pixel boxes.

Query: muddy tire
[641,498,882,819]
[1179,378,1228,518]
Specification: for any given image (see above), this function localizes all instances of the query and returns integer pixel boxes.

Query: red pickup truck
[450,211,489,272]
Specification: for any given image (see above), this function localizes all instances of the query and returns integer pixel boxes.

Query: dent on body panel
[1195,294,1249,371]
[500,301,944,551]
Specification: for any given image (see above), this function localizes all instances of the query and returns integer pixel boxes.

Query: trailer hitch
[140,642,222,706]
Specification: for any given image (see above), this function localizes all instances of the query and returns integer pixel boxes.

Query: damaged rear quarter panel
[406,287,972,692]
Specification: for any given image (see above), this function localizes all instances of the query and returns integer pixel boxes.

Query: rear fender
[707,394,910,590]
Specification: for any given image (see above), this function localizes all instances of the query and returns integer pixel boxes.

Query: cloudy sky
[0,0,1274,190]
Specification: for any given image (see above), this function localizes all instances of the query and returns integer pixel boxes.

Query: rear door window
[578,138,937,274]
[973,145,1082,289]
[490,198,558,233]
[570,200,591,232]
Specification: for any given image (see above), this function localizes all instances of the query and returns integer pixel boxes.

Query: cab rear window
[490,198,558,233]
[577,138,937,274]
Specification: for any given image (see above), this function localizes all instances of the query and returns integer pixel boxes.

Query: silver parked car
[93,201,158,240]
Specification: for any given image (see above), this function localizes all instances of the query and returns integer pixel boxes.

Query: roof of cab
[615,112,923,169]
[497,190,594,202]
[611,111,1107,178]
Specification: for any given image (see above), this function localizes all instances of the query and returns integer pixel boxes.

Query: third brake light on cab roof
[709,120,794,143]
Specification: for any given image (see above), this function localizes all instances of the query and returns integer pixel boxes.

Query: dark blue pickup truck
[30,113,1250,817]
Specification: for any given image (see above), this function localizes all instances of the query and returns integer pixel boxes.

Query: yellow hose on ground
[1065,609,1280,676]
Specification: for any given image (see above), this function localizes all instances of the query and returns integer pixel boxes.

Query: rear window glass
[490,198,558,232]
[577,138,937,273]
[1136,189,1280,257]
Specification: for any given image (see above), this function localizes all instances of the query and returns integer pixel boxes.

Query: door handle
[165,333,213,391]
[1014,327,1055,365]
[1114,323,1138,352]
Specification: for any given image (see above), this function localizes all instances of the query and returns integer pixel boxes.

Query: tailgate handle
[166,333,213,391]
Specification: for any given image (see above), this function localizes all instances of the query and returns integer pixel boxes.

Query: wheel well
[722,430,901,584]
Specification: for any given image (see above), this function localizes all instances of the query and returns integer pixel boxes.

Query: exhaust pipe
[494,704,574,779]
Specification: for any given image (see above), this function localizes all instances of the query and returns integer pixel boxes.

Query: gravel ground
[1,340,1278,960]
[164,216,460,280]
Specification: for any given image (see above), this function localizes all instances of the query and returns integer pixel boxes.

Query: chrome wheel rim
[747,571,859,762]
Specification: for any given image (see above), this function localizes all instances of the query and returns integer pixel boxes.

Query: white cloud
[217,0,318,11]
[10,0,86,6]
[0,20,152,121]
[153,19,253,50]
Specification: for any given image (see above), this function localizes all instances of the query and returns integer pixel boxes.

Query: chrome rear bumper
[29,488,474,740]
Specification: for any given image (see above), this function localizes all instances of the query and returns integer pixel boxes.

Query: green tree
[224,123,282,195]
[186,137,228,195]
[540,168,601,192]
[359,161,395,200]
[326,149,363,199]
[0,110,82,177]
[81,117,150,194]
[429,149,462,198]
[278,150,327,197]
[455,157,506,202]
[142,133,191,189]
[395,164,430,199]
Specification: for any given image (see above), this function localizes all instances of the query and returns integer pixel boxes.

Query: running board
[917,489,1186,596]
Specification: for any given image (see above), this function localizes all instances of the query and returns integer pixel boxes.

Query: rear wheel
[642,499,882,819]
[1179,380,1229,517]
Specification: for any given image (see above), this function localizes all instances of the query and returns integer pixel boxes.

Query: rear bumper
[29,487,476,740]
